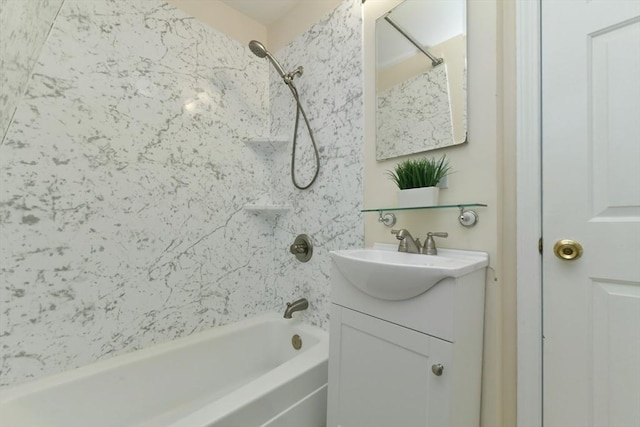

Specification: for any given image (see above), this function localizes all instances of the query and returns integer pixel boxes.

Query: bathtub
[0,312,329,427]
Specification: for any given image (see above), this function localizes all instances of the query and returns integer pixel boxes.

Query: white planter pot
[396,187,440,208]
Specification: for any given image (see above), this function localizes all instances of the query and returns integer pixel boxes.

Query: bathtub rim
[168,338,328,427]
[0,311,327,403]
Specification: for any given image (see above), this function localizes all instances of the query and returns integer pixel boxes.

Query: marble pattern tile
[376,64,454,160]
[0,0,64,140]
[0,0,270,386]
[0,0,363,387]
[267,0,364,330]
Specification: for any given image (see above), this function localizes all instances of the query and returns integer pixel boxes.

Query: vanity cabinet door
[327,305,453,427]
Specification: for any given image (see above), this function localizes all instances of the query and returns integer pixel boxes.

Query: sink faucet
[391,229,422,254]
[391,229,449,255]
[283,298,309,319]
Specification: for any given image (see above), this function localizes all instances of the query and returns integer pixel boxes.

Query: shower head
[248,40,317,189]
[248,40,268,58]
[248,40,287,79]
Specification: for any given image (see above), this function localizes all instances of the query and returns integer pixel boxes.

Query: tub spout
[284,298,309,319]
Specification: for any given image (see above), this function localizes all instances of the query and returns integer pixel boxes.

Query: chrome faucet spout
[283,298,309,319]
[391,229,422,254]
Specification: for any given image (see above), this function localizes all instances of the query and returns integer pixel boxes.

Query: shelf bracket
[378,211,397,227]
[458,206,479,227]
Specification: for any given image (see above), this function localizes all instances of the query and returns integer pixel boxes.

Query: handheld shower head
[248,40,286,79]
[247,40,319,190]
[248,40,268,58]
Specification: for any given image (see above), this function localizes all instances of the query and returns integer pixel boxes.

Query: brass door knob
[553,239,583,261]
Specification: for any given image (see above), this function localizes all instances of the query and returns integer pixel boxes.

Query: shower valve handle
[289,234,313,262]
[290,243,307,254]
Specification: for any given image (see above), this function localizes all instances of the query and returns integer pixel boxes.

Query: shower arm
[384,15,443,67]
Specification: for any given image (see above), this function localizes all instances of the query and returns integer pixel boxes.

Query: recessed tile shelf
[244,204,292,213]
[244,138,288,150]
[244,138,289,213]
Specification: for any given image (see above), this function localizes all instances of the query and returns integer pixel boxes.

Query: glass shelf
[361,203,487,213]
[362,203,487,227]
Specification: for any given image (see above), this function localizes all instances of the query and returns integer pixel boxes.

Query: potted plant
[387,155,451,208]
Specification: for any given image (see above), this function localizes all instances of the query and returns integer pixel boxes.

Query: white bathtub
[0,312,329,427]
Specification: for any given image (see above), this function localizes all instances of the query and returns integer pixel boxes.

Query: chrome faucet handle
[423,232,448,255]
[427,232,448,238]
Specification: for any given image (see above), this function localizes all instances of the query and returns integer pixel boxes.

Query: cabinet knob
[432,363,444,376]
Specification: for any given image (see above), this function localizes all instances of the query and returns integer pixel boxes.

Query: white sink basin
[330,244,488,301]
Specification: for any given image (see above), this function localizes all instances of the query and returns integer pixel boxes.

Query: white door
[542,1,640,425]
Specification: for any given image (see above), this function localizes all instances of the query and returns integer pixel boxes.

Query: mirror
[375,0,467,160]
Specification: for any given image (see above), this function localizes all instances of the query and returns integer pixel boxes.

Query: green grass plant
[387,155,451,190]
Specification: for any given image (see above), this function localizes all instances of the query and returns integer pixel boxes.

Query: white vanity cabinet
[327,306,453,426]
[327,248,488,427]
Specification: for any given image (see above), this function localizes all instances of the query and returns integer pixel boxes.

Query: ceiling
[219,0,305,26]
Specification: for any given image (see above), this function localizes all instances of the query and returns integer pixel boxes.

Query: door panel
[590,18,640,218]
[542,1,640,426]
[592,280,640,425]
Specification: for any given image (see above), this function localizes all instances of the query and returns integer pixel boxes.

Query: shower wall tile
[0,0,64,140]
[0,0,272,386]
[268,0,364,330]
[0,0,364,387]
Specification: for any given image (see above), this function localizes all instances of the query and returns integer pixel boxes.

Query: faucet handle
[427,232,448,238]
[423,232,448,255]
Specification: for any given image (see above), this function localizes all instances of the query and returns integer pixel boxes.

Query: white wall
[363,1,506,425]
[268,0,343,51]
[167,0,343,52]
[166,0,266,45]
